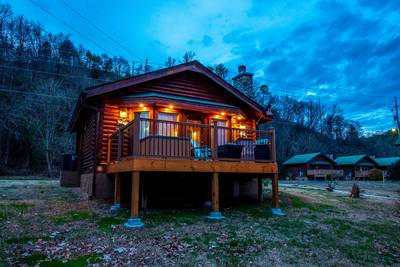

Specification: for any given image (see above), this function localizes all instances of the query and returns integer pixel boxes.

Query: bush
[368,168,383,180]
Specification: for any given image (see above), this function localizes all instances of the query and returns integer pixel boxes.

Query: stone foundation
[60,171,80,187]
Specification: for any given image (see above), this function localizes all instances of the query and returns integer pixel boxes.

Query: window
[158,112,178,136]
[138,112,149,139]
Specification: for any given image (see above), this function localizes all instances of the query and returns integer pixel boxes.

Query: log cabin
[335,155,378,180]
[68,61,282,228]
[375,157,400,178]
[283,152,343,180]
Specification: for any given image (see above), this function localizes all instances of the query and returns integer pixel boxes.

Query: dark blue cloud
[221,0,400,131]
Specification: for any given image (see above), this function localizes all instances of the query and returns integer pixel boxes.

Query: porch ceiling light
[139,103,144,107]
[169,105,174,109]
[221,112,226,116]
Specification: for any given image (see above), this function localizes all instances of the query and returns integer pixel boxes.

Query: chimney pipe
[238,65,246,73]
[260,84,269,93]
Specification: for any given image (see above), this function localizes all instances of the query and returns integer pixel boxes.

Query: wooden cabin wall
[79,111,96,173]
[115,72,257,118]
[99,103,119,164]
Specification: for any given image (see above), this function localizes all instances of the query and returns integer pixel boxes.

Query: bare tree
[165,56,176,67]
[181,51,196,63]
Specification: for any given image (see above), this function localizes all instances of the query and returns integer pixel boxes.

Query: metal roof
[283,152,322,165]
[374,157,400,167]
[335,155,377,166]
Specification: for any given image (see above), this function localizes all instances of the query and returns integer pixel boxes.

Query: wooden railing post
[107,135,112,164]
[117,124,122,161]
[271,128,276,162]
[212,121,218,160]
[132,112,141,157]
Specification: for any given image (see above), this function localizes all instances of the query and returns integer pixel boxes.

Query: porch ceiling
[122,92,238,109]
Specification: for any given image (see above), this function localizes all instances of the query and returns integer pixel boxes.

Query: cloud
[306,91,317,96]
[216,0,400,130]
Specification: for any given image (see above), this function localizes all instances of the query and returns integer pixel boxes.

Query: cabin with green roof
[335,155,378,179]
[283,152,341,180]
[375,157,400,178]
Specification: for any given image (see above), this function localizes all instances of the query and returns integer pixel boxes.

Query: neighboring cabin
[335,155,378,179]
[67,61,282,227]
[282,152,343,180]
[375,157,400,178]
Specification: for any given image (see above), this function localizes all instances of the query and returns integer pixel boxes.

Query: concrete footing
[271,208,285,216]
[207,211,225,220]
[124,218,144,229]
[110,204,121,211]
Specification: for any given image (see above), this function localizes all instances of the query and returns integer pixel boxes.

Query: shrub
[368,168,383,180]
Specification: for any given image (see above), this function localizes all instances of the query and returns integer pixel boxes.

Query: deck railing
[107,114,276,163]
[355,170,370,178]
[307,169,344,177]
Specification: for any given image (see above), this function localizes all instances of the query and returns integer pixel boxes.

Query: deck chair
[191,140,211,160]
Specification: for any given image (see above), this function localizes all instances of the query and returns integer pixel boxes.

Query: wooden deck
[107,157,278,174]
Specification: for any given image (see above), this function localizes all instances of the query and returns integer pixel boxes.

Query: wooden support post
[208,172,224,219]
[271,173,279,208]
[114,174,121,205]
[124,171,144,228]
[110,173,121,211]
[270,173,284,216]
[258,177,263,202]
[212,172,219,212]
[131,171,140,218]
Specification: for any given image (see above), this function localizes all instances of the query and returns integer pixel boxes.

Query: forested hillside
[0,3,398,176]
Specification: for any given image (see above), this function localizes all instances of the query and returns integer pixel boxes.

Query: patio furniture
[191,140,212,160]
[254,138,270,160]
[235,138,254,160]
[217,143,243,159]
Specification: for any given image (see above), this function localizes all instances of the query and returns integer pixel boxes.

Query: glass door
[158,112,178,136]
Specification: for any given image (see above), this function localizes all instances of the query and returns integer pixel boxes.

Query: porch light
[118,107,128,125]
[239,125,246,129]
[221,112,225,116]
[169,105,174,109]
[237,116,242,120]
[139,103,144,107]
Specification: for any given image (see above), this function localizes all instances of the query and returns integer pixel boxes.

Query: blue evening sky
[8,0,400,132]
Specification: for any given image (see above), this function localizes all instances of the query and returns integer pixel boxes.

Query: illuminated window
[158,112,178,136]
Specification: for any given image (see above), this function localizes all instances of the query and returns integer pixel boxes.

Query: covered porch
[105,112,281,228]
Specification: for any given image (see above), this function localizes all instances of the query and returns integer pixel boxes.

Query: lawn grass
[142,209,207,225]
[1,179,399,266]
[52,210,96,225]
[39,254,101,267]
